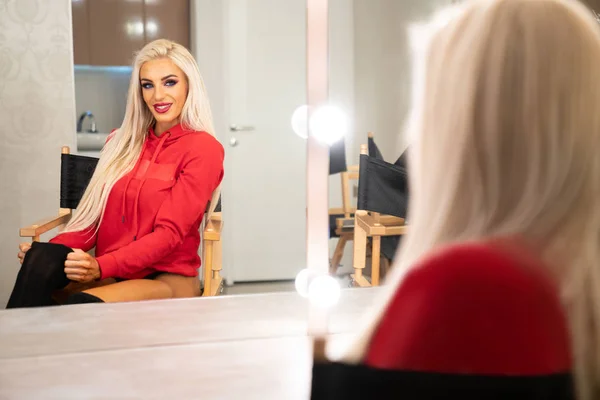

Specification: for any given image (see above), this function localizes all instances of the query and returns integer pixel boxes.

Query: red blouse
[364,241,572,376]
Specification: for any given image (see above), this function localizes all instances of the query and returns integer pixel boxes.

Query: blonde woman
[8,39,223,307]
[315,0,600,399]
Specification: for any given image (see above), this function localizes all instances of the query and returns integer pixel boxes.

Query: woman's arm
[96,136,224,279]
[49,227,97,252]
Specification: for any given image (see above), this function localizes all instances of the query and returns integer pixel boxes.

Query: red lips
[153,103,172,114]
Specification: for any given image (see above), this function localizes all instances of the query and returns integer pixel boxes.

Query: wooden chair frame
[201,211,223,296]
[351,144,407,287]
[329,165,359,274]
[19,146,224,298]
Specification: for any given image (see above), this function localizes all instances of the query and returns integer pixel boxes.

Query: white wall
[192,0,308,283]
[190,0,449,277]
[328,0,448,271]
[190,0,231,282]
[352,0,448,163]
[0,0,77,306]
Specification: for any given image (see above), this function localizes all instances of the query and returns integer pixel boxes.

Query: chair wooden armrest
[20,212,72,239]
[379,215,405,226]
[203,212,223,241]
[355,212,407,236]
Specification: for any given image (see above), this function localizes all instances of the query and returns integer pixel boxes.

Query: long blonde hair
[64,39,221,235]
[342,1,600,399]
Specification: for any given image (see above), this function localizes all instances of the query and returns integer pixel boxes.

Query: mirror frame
[306,0,330,334]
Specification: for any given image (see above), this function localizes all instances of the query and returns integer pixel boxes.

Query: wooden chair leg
[351,213,371,287]
[210,238,223,296]
[202,240,213,297]
[371,235,381,286]
[330,235,348,275]
[381,256,391,281]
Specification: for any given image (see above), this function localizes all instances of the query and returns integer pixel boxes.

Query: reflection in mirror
[5,0,308,308]
[327,0,448,288]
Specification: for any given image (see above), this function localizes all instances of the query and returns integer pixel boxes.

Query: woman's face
[140,58,188,130]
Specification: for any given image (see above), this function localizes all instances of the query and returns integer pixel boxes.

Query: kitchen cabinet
[88,0,145,67]
[144,0,190,50]
[72,0,191,67]
[72,0,91,65]
[582,0,600,11]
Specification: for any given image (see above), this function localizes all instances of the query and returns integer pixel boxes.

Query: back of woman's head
[345,1,600,398]
[405,0,600,258]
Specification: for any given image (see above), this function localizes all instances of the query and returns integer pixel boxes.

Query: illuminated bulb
[295,268,319,298]
[146,20,158,36]
[126,21,144,37]
[308,275,341,309]
[291,105,309,139]
[309,105,348,145]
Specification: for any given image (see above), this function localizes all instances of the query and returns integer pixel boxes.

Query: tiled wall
[0,0,76,306]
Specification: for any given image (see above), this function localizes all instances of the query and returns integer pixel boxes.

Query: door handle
[229,138,239,147]
[229,124,255,132]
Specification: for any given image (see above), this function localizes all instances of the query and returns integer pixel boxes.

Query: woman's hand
[64,249,101,283]
[17,242,31,264]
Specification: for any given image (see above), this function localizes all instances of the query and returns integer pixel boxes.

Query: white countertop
[77,132,109,151]
[0,288,381,399]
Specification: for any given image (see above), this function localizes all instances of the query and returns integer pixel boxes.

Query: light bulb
[295,268,319,298]
[291,105,309,139]
[309,105,349,146]
[308,275,341,309]
[126,21,144,37]
[146,20,158,36]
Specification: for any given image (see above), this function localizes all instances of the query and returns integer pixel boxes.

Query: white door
[223,0,307,282]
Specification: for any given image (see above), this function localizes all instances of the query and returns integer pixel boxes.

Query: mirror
[20,0,308,302]
[327,0,449,288]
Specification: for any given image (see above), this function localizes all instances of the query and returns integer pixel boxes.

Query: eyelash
[141,79,178,90]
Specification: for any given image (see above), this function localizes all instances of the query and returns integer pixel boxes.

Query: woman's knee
[18,244,70,288]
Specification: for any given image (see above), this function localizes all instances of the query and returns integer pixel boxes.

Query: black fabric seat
[60,153,99,209]
[60,152,220,214]
[363,138,410,262]
[330,137,348,175]
[357,155,409,219]
[311,361,574,400]
[329,136,350,238]
[329,214,342,238]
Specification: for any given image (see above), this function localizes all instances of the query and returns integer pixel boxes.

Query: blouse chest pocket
[144,162,178,192]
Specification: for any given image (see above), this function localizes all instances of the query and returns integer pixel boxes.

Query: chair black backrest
[60,154,99,209]
[60,153,222,215]
[367,135,384,161]
[311,361,574,400]
[329,138,348,175]
[213,196,222,213]
[357,154,409,218]
[394,148,408,169]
